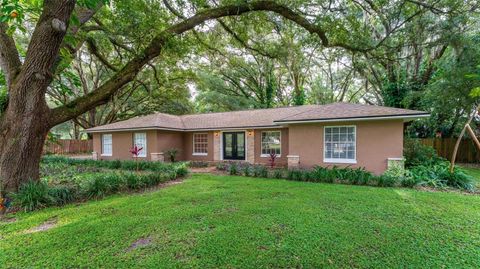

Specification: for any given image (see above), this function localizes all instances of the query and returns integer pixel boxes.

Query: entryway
[223,132,245,160]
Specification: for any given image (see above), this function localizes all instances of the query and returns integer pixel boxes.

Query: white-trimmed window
[101,134,112,156]
[261,131,281,156]
[133,133,147,157]
[193,133,208,155]
[324,126,356,163]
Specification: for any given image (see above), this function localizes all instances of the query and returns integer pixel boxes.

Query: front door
[223,132,245,160]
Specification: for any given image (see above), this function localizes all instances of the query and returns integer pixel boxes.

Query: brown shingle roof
[274,103,428,123]
[85,102,428,132]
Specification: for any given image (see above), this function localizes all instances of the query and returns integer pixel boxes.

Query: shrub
[119,160,139,171]
[138,173,163,187]
[311,166,335,183]
[165,148,180,162]
[242,165,252,177]
[124,172,144,190]
[404,139,443,168]
[272,169,285,179]
[215,162,228,171]
[228,162,239,175]
[348,168,373,185]
[13,180,54,211]
[83,175,113,198]
[189,161,209,168]
[41,156,188,175]
[253,165,268,178]
[174,163,189,177]
[443,169,475,192]
[287,169,304,181]
[375,174,397,187]
[103,173,125,192]
[108,159,122,169]
[409,162,476,191]
[48,185,78,206]
[400,173,420,188]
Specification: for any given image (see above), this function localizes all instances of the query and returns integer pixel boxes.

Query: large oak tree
[0,0,376,193]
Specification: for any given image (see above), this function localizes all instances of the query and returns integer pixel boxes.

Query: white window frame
[260,131,282,157]
[192,133,208,156]
[133,132,147,157]
[101,134,112,156]
[323,125,357,164]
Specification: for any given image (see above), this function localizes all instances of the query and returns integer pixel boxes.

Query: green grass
[1,174,479,268]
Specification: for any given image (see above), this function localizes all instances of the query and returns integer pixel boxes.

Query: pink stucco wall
[287,120,404,174]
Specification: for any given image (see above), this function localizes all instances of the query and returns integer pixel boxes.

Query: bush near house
[10,156,189,212]
[215,158,476,192]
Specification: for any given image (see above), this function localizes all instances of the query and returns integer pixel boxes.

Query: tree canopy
[2,0,478,139]
[0,0,479,191]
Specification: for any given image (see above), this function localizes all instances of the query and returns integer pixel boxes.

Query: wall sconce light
[214,131,220,137]
[248,130,254,136]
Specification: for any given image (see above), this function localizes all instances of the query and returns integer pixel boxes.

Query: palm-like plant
[129,145,143,172]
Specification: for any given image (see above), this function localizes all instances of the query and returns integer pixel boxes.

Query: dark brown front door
[223,132,245,160]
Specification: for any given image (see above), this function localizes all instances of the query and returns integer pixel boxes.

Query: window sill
[101,154,112,157]
[324,159,357,164]
[193,153,208,156]
[260,154,281,158]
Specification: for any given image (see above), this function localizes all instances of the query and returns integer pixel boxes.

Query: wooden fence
[44,139,93,155]
[419,138,480,163]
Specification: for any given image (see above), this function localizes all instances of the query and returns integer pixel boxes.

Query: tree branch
[0,22,22,87]
[53,2,104,74]
[9,0,75,113]
[50,0,372,126]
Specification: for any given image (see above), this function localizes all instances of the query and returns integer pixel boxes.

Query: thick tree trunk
[0,96,50,194]
[0,1,75,194]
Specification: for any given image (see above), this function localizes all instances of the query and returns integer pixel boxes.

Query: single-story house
[85,102,429,174]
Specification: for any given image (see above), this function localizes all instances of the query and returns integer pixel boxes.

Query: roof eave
[273,113,430,125]
[83,126,185,133]
[83,124,287,133]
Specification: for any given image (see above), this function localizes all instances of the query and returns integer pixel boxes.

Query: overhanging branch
[50,0,373,126]
[0,22,22,87]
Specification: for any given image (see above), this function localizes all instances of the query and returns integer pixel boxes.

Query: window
[261,131,281,156]
[101,134,112,156]
[324,126,356,163]
[193,133,208,155]
[133,133,147,157]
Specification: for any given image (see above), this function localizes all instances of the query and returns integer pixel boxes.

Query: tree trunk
[0,96,50,194]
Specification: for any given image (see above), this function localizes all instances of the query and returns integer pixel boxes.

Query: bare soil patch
[25,218,58,234]
[126,237,153,252]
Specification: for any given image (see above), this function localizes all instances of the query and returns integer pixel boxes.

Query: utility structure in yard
[450,104,480,172]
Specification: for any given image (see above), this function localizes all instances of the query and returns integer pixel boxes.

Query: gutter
[273,113,430,124]
[84,125,285,133]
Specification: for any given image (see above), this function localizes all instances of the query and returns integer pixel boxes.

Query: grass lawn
[1,174,479,268]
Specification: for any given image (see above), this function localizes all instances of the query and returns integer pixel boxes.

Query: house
[85,102,429,174]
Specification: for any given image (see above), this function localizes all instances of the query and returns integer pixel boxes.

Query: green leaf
[469,87,480,98]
